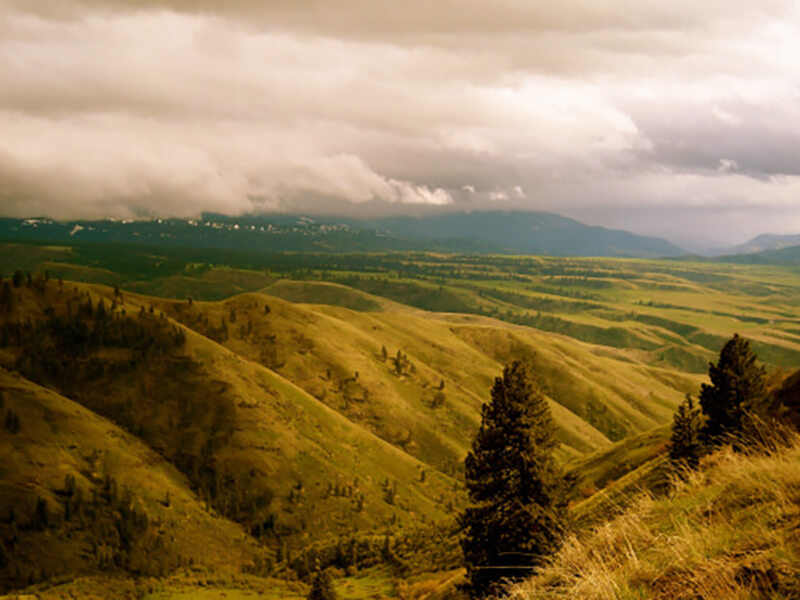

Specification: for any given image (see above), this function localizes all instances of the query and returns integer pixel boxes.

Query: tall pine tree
[459,361,568,598]
[669,395,704,470]
[699,334,767,446]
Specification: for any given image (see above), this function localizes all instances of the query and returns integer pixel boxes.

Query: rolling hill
[2,247,800,598]
[0,267,705,595]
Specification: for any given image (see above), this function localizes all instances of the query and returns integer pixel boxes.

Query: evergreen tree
[4,409,20,434]
[669,395,704,469]
[459,360,568,598]
[699,334,767,446]
[307,563,338,600]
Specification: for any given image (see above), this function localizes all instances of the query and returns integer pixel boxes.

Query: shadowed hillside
[0,369,267,591]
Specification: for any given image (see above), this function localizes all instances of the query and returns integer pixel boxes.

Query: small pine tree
[699,334,767,446]
[33,497,48,530]
[459,360,569,598]
[307,563,337,600]
[12,270,23,288]
[381,345,388,362]
[669,395,704,469]
[4,409,20,434]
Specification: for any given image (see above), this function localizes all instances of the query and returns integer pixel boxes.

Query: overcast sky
[1,1,799,247]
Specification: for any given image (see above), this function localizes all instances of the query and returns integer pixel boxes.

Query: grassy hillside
[153,287,700,464]
[510,438,800,600]
[567,424,671,495]
[6,241,800,376]
[0,280,465,556]
[2,248,800,598]
[0,369,267,591]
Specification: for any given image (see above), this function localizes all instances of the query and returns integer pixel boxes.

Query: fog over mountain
[1,1,800,245]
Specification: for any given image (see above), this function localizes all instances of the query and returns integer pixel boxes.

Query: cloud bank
[1,0,799,245]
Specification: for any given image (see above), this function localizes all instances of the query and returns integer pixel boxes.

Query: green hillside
[2,248,800,598]
[0,369,267,591]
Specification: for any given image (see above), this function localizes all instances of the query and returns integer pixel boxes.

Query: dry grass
[508,436,800,600]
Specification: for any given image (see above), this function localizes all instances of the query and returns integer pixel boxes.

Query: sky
[1,1,800,248]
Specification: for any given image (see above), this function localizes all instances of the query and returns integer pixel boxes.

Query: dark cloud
[0,0,799,243]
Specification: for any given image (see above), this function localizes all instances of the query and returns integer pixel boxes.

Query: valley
[1,242,800,598]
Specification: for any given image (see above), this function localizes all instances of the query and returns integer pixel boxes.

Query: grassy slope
[155,288,699,465]
[6,242,800,373]
[511,439,800,600]
[567,424,671,493]
[0,369,265,588]
[0,281,462,550]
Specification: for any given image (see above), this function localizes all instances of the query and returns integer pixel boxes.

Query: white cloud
[0,0,799,242]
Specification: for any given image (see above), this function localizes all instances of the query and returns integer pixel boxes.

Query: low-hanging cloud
[0,0,799,244]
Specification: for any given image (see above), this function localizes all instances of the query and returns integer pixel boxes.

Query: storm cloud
[1,0,799,246]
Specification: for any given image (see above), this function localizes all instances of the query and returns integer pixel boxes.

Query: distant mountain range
[0,211,685,258]
[711,233,800,257]
[717,243,800,265]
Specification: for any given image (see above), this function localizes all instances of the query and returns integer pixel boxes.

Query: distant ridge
[717,243,800,265]
[714,232,800,256]
[354,211,684,258]
[0,210,684,258]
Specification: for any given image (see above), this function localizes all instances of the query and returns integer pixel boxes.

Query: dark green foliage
[12,270,23,288]
[699,334,768,446]
[392,350,412,376]
[0,282,12,312]
[4,409,20,434]
[307,565,338,600]
[771,370,800,431]
[669,395,704,470]
[459,361,569,598]
[430,389,446,409]
[33,497,48,530]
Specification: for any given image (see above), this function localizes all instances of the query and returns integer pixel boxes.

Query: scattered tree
[669,395,704,470]
[4,409,20,434]
[307,562,338,600]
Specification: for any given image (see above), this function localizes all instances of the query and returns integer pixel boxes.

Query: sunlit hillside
[2,250,799,598]
[510,437,800,600]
